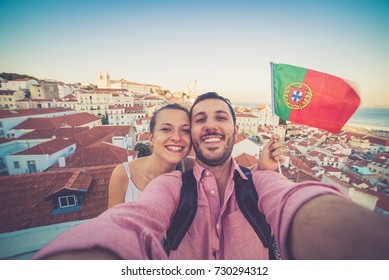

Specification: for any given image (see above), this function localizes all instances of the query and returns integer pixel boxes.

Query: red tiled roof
[236,113,258,118]
[234,153,257,168]
[290,156,313,173]
[0,89,16,95]
[95,88,128,92]
[17,127,89,140]
[70,126,131,148]
[235,133,247,144]
[13,113,100,129]
[0,165,115,234]
[44,171,93,199]
[15,138,74,155]
[108,105,124,109]
[63,94,77,99]
[0,137,14,144]
[125,106,143,112]
[365,136,389,147]
[137,133,149,141]
[50,144,137,168]
[0,107,73,119]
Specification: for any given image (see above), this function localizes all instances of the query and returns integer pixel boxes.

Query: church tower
[97,71,111,88]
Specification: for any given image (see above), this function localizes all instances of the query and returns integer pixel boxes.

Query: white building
[107,105,145,126]
[236,113,259,136]
[0,78,39,91]
[231,134,261,158]
[5,138,76,175]
[0,89,26,109]
[97,71,161,95]
[250,105,278,126]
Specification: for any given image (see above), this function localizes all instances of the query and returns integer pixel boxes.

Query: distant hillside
[0,72,39,81]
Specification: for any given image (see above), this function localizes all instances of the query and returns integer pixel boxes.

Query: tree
[134,142,151,158]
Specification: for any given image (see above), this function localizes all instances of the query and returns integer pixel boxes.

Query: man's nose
[204,118,217,131]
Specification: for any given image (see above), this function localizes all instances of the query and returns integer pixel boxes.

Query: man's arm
[42,248,120,260]
[33,171,183,260]
[288,194,389,259]
[258,134,285,171]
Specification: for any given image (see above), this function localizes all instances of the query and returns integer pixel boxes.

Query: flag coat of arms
[272,63,361,133]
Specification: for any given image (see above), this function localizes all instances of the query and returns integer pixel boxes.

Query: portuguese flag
[272,63,361,133]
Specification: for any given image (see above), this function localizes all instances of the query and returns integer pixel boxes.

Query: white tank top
[123,162,142,202]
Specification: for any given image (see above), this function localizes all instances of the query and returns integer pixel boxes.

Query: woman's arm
[107,164,128,208]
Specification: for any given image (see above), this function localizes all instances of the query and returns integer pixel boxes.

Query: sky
[1,0,388,106]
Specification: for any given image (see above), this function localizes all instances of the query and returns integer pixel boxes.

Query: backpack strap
[162,166,280,259]
[234,166,280,260]
[162,169,197,256]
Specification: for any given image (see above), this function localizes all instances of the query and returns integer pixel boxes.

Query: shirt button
[216,223,220,230]
[210,190,215,196]
[205,171,209,176]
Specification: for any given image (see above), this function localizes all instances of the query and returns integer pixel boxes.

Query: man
[34,92,389,260]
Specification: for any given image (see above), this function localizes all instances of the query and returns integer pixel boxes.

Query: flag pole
[270,62,282,174]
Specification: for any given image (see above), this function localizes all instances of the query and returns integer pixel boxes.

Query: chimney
[58,156,66,167]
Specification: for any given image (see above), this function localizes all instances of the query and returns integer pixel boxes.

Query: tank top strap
[123,162,131,179]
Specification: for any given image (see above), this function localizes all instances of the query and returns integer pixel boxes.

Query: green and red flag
[272,63,361,133]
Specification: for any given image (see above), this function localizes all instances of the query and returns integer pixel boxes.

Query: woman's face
[149,109,191,165]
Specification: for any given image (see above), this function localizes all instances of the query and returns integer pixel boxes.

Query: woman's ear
[148,133,154,148]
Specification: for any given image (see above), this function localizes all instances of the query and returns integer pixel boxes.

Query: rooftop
[0,164,114,234]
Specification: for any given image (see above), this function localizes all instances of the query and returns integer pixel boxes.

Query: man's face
[190,98,238,167]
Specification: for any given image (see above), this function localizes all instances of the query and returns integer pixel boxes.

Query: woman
[108,103,192,208]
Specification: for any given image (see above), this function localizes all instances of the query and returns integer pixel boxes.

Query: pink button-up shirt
[34,160,346,260]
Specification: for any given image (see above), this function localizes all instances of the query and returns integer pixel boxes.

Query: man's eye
[161,128,170,132]
[217,116,227,121]
[182,129,190,134]
[195,118,205,123]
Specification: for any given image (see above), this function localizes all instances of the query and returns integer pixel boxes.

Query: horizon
[1,0,388,106]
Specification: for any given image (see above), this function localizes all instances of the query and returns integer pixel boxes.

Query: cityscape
[0,71,388,260]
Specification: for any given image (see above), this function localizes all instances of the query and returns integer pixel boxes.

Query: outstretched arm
[34,171,183,260]
[258,134,285,171]
[288,194,389,259]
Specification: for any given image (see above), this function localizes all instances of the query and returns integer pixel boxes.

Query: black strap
[234,166,279,260]
[162,169,197,256]
[234,167,272,248]
[162,167,280,259]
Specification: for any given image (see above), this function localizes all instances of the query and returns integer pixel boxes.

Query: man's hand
[258,134,285,171]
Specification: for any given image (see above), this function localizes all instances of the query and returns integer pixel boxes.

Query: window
[27,160,37,173]
[58,195,77,208]
[14,161,20,168]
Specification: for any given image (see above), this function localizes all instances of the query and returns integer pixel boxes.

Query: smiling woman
[107,103,193,208]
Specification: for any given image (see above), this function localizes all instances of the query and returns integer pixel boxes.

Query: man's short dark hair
[189,92,236,125]
[150,103,190,134]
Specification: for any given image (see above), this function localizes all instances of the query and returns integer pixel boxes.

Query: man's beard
[193,131,235,167]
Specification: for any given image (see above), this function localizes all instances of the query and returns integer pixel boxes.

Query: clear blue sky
[1,0,388,106]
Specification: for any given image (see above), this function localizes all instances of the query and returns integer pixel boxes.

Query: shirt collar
[192,159,249,181]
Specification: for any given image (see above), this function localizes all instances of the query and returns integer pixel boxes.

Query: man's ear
[235,125,239,140]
